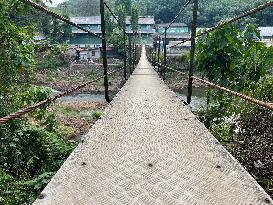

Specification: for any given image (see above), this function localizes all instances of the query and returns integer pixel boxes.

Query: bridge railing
[0,0,138,125]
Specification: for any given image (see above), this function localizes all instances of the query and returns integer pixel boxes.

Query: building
[67,47,101,61]
[68,16,155,48]
[258,27,273,41]
[157,23,190,45]
[168,41,191,55]
[69,16,102,48]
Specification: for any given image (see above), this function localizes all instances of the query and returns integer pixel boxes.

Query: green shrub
[92,111,102,120]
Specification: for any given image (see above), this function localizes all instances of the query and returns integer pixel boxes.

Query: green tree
[118,5,126,31]
[131,4,139,33]
[0,1,75,204]
[105,11,114,37]
[109,5,128,54]
[51,14,72,43]
[62,14,73,38]
[58,0,100,16]
[196,24,273,91]
[195,24,273,196]
[116,0,132,15]
[52,18,62,42]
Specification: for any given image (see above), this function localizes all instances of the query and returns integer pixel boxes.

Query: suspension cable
[150,60,273,111]
[155,62,184,74]
[192,76,273,111]
[0,70,120,125]
[166,0,193,30]
[20,0,103,39]
[170,0,273,48]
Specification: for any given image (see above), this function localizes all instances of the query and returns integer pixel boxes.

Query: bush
[0,126,76,204]
[92,111,102,120]
[195,24,273,197]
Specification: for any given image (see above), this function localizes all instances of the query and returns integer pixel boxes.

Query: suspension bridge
[1,0,273,204]
[30,46,272,205]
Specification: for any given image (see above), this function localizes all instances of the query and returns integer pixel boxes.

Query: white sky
[44,0,66,7]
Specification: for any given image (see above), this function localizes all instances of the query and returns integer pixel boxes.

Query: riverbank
[49,100,108,141]
[35,61,124,140]
[35,62,124,93]
[38,62,208,140]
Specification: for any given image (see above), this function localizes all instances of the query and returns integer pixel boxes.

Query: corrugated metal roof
[68,35,102,45]
[160,33,191,39]
[158,23,187,27]
[258,27,273,37]
[126,16,155,25]
[71,16,101,25]
[70,16,155,25]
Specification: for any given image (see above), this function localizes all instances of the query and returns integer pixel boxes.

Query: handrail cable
[169,0,273,48]
[192,76,273,111]
[155,62,184,74]
[0,69,120,125]
[149,60,273,111]
[21,0,103,39]
[166,0,193,30]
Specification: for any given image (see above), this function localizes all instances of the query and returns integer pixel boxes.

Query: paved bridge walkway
[35,46,272,205]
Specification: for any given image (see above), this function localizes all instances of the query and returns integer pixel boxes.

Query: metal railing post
[157,35,161,73]
[187,0,199,104]
[163,28,167,80]
[152,50,155,67]
[129,36,132,74]
[134,37,137,66]
[100,0,110,103]
[123,31,127,80]
[132,39,135,70]
[153,44,156,68]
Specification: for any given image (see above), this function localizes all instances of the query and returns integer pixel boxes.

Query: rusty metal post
[132,39,135,70]
[129,36,132,74]
[187,0,199,104]
[100,0,110,103]
[153,43,156,68]
[207,85,211,110]
[157,35,161,73]
[134,36,137,66]
[163,28,167,80]
[152,49,155,67]
[123,31,127,80]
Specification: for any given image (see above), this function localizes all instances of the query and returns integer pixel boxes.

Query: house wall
[72,24,100,32]
[67,48,101,60]
[158,27,189,33]
[69,16,156,48]
[68,34,102,48]
[168,47,190,55]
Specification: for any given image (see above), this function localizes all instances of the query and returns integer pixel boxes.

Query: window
[92,51,96,56]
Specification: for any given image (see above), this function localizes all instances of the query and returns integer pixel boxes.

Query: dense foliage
[0,1,76,204]
[57,0,273,28]
[195,24,273,197]
[138,0,273,26]
[58,0,101,16]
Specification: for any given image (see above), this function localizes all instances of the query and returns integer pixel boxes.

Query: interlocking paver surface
[34,46,273,205]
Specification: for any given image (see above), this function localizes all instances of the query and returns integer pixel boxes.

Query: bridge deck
[34,47,272,205]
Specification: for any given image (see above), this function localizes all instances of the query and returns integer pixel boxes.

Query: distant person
[75,48,81,61]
